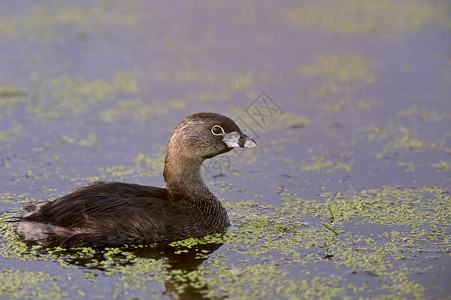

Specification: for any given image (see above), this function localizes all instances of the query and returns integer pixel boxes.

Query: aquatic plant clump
[1,186,449,298]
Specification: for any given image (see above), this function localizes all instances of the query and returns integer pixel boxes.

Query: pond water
[1,0,450,299]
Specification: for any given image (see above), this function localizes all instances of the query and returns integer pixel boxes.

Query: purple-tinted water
[1,1,450,299]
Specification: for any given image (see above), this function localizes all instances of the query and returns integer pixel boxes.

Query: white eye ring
[211,125,225,136]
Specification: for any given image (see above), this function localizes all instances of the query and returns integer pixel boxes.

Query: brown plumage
[16,112,257,247]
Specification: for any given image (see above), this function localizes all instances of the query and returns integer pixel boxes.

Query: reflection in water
[33,240,224,299]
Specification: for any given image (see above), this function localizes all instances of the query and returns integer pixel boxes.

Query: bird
[16,112,257,247]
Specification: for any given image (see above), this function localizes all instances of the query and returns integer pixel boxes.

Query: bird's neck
[163,151,215,201]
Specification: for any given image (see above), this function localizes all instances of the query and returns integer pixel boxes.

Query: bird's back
[17,182,195,247]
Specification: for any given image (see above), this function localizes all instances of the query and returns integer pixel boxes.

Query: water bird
[17,112,257,247]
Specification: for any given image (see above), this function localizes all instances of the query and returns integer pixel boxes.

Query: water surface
[0,0,450,299]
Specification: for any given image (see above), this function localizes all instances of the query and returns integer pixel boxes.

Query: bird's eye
[211,125,225,136]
